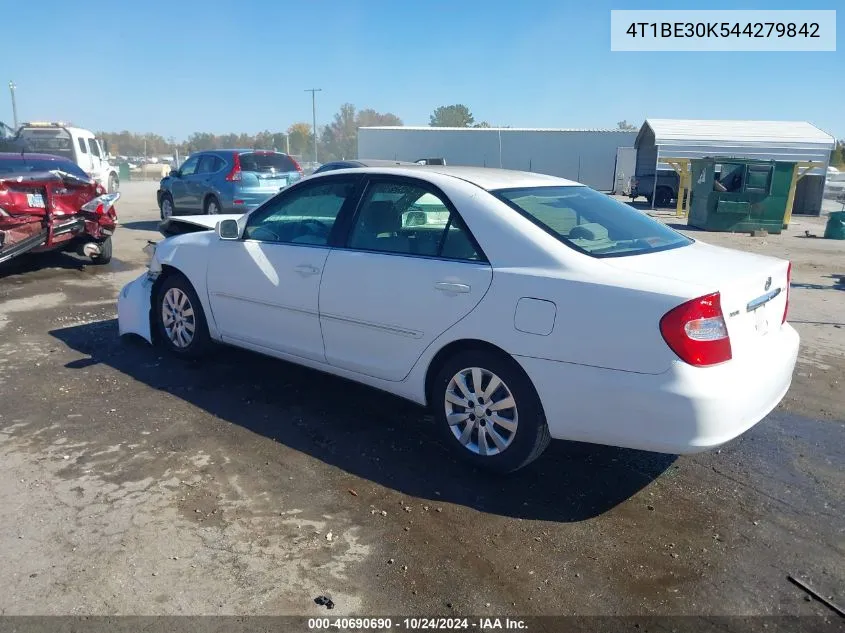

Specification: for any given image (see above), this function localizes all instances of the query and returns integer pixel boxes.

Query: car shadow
[791,280,845,292]
[50,319,677,523]
[0,251,86,277]
[120,220,162,232]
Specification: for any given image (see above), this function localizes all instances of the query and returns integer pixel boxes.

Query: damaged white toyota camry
[118,166,799,472]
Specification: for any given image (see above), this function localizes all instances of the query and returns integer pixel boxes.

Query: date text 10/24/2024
[307,617,528,630]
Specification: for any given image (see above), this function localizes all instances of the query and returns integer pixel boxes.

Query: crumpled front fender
[118,272,154,344]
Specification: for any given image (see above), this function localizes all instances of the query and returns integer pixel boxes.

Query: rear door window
[347,181,482,261]
[239,152,298,173]
[197,155,220,174]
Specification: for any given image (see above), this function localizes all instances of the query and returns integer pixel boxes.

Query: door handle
[295,264,320,276]
[435,282,470,294]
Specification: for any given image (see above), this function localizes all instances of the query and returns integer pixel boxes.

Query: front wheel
[431,350,550,473]
[154,273,213,358]
[160,194,174,220]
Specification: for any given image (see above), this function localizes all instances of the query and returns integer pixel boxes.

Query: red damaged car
[0,153,118,266]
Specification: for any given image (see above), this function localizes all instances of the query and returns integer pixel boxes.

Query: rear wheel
[90,236,112,264]
[154,273,212,358]
[655,186,673,207]
[431,350,550,473]
[204,196,221,215]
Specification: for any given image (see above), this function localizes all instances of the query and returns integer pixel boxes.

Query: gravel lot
[0,181,842,619]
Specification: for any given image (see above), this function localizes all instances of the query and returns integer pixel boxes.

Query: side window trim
[338,175,488,263]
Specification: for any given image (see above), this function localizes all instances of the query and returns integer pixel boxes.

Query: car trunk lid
[604,240,791,361]
[237,151,301,192]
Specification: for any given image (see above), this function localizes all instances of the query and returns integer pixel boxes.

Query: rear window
[0,157,89,180]
[239,152,298,173]
[494,186,692,258]
[17,128,75,160]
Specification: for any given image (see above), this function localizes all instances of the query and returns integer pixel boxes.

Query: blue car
[157,150,303,219]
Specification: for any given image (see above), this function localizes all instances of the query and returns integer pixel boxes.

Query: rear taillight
[660,292,732,367]
[782,262,791,324]
[225,153,243,181]
[289,156,303,174]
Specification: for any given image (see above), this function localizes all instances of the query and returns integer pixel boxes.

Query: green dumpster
[824,211,845,240]
[687,158,793,234]
[118,162,131,182]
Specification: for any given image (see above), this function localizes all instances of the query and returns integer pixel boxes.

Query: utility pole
[285,133,290,155]
[304,88,322,163]
[8,81,18,129]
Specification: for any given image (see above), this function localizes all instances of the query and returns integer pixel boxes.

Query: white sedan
[118,166,799,472]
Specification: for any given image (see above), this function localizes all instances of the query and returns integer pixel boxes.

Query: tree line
[96,104,404,163]
[102,105,845,168]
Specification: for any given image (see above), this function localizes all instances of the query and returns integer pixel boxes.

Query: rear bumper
[118,272,154,344]
[515,323,800,454]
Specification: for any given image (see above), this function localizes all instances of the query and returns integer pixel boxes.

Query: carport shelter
[634,119,836,218]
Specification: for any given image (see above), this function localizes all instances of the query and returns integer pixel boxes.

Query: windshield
[16,128,75,161]
[494,186,692,258]
[0,157,89,180]
[239,152,298,173]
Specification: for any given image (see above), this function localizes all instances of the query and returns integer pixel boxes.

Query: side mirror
[169,169,180,178]
[217,219,239,240]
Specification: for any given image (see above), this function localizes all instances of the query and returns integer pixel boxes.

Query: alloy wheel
[444,367,518,456]
[161,287,196,348]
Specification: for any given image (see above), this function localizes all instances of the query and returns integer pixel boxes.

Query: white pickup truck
[14,122,120,193]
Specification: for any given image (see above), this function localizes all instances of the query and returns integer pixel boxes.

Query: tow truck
[13,122,120,193]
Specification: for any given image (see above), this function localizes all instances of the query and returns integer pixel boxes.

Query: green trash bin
[824,211,845,240]
[687,158,793,234]
[118,162,131,182]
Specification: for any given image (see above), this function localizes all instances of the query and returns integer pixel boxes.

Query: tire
[431,350,551,473]
[204,196,221,215]
[154,273,213,358]
[107,173,118,194]
[655,187,673,208]
[160,194,174,220]
[90,236,112,265]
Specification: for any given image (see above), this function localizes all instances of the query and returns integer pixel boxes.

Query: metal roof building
[635,118,836,214]
[358,126,637,191]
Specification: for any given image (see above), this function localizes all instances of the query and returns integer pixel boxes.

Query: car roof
[197,149,289,155]
[317,165,583,190]
[0,152,72,161]
[349,159,418,167]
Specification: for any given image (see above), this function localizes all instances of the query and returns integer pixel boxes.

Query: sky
[5,0,843,140]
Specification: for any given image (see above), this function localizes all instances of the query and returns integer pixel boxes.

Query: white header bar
[611,10,836,52]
